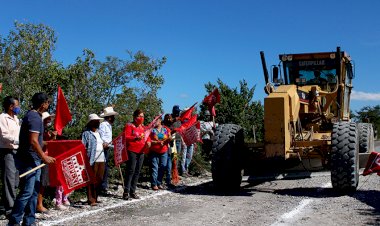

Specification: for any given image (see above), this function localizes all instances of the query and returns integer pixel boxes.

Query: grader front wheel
[211,124,244,191]
[330,122,359,192]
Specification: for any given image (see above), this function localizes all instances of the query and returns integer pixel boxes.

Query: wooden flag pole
[19,163,46,178]
[118,165,125,188]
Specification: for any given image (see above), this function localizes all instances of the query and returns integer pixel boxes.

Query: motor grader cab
[211,47,374,192]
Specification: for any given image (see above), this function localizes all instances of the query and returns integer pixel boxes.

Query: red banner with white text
[47,140,83,187]
[177,115,201,146]
[112,132,128,166]
[49,142,95,194]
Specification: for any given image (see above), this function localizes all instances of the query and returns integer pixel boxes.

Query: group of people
[0,93,56,226]
[0,92,216,226]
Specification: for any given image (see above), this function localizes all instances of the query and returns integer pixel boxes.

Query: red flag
[203,88,221,116]
[171,154,179,185]
[179,103,197,123]
[144,113,163,142]
[363,152,380,176]
[47,140,83,186]
[54,86,72,135]
[48,142,95,194]
[178,114,197,130]
[112,132,128,166]
[177,115,201,146]
[147,113,164,129]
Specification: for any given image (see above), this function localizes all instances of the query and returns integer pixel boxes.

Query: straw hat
[87,113,104,124]
[100,106,119,117]
[42,112,55,121]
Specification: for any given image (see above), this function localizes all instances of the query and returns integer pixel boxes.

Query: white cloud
[179,93,189,99]
[351,90,380,101]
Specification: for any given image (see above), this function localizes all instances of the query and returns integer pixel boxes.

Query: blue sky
[1,0,380,114]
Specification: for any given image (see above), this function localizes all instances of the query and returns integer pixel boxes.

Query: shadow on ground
[173,181,255,197]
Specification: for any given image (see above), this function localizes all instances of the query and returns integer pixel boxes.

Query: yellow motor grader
[211,47,374,192]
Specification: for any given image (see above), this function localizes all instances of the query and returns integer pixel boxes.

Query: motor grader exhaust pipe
[260,51,270,84]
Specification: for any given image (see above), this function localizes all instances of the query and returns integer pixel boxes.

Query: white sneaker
[55,204,68,210]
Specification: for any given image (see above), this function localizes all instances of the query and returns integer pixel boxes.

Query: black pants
[124,151,144,194]
[0,148,19,214]
[201,139,213,160]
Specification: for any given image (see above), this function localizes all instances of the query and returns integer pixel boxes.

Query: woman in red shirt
[148,117,171,190]
[123,109,149,200]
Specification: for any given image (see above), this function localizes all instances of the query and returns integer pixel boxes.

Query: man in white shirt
[0,96,21,217]
[200,110,215,161]
[99,107,118,195]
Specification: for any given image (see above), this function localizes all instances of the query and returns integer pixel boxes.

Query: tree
[201,79,264,142]
[0,22,166,140]
[0,22,60,110]
[59,50,166,139]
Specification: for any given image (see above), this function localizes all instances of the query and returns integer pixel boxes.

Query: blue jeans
[180,144,194,174]
[150,152,168,187]
[101,147,110,191]
[9,158,41,226]
[175,140,182,173]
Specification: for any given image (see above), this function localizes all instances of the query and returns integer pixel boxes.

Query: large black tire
[358,123,374,153]
[212,124,244,191]
[330,122,359,192]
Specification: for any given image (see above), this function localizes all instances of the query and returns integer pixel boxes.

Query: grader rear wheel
[358,123,374,153]
[211,124,244,191]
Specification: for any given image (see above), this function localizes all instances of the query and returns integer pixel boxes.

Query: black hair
[162,114,173,127]
[133,109,144,118]
[2,96,18,112]
[104,115,114,120]
[31,92,49,110]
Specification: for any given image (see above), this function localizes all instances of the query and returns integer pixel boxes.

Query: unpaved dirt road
[2,142,379,226]
[41,172,380,226]
[35,141,380,226]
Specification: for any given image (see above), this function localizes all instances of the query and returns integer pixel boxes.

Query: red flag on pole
[203,88,221,116]
[48,142,95,194]
[54,86,72,135]
[179,102,197,123]
[143,113,163,142]
[177,115,201,146]
[47,140,83,186]
[112,132,128,166]
[363,152,380,176]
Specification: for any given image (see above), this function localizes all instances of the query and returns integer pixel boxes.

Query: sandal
[36,207,49,214]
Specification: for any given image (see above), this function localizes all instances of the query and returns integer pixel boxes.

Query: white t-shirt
[200,121,214,140]
[91,131,105,162]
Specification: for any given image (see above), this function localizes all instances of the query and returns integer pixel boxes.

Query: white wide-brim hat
[87,113,104,124]
[100,106,119,117]
[42,112,55,121]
